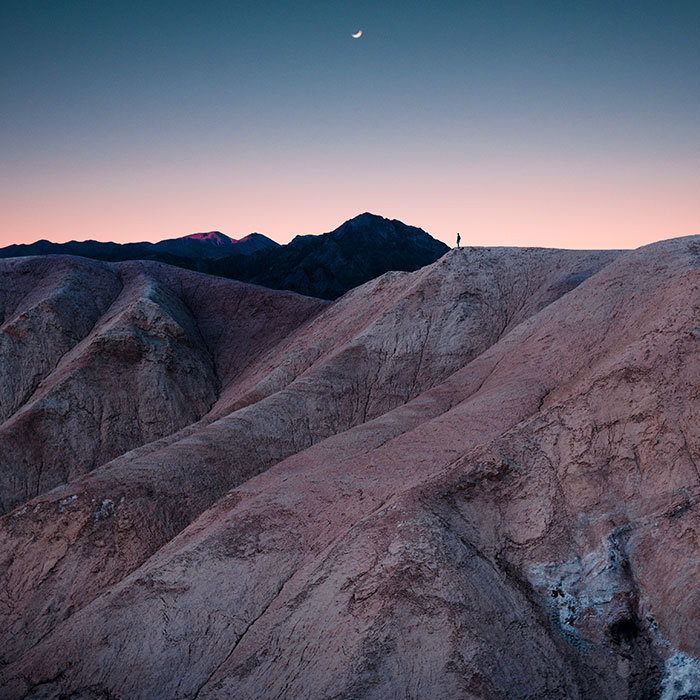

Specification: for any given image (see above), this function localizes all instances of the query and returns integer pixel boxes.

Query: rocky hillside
[0,237,698,699]
[0,213,449,299]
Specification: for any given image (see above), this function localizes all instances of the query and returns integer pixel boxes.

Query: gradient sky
[1,0,698,248]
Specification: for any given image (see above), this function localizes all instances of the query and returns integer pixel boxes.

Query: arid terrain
[0,236,698,699]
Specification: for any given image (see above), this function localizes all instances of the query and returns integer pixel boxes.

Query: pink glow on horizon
[1,160,697,251]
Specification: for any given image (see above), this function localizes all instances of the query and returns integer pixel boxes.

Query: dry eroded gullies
[0,240,698,699]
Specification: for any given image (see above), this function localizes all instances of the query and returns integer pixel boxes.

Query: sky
[1,0,698,249]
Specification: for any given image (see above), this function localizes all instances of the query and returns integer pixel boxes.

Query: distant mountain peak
[339,212,387,227]
[183,231,234,246]
[150,230,280,257]
[349,211,383,221]
[237,233,280,245]
[331,212,434,243]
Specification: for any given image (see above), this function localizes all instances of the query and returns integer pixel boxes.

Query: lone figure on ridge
[456,232,461,249]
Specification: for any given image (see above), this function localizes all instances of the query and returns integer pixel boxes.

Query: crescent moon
[352,30,362,38]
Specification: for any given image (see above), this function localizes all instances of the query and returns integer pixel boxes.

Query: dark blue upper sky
[1,0,698,247]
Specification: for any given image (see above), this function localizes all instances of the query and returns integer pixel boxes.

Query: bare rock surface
[1,238,698,699]
[0,258,327,515]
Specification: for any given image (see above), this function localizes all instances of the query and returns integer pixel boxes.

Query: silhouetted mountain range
[0,230,277,262]
[157,231,279,258]
[0,213,448,299]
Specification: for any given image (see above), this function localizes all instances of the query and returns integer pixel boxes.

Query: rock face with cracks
[0,238,698,699]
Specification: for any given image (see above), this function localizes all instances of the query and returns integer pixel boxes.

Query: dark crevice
[192,568,297,699]
[609,616,639,645]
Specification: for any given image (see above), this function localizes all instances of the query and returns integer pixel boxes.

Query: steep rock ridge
[0,247,619,671]
[133,261,329,395]
[1,238,698,698]
[0,256,123,422]
[0,263,221,515]
[210,246,618,416]
[197,237,698,699]
[0,259,328,515]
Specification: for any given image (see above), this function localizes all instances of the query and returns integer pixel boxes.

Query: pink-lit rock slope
[1,238,698,699]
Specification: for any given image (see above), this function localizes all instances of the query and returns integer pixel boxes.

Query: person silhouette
[456,232,461,248]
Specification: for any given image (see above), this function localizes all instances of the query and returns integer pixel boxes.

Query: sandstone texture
[0,238,698,699]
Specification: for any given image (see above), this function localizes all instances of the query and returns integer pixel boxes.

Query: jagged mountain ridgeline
[0,229,279,260]
[1,235,699,699]
[0,213,449,300]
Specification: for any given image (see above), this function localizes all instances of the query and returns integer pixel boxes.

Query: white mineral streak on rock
[661,652,700,700]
